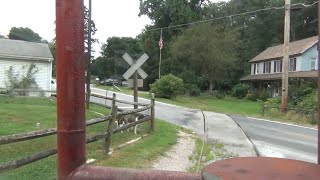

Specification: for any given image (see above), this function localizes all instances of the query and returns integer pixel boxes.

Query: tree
[93,37,143,79]
[84,6,98,55]
[8,27,44,42]
[171,23,239,93]
[0,34,5,39]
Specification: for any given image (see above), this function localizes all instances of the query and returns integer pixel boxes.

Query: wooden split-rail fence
[0,93,155,173]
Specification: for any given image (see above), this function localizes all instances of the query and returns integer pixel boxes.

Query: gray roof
[250,36,318,62]
[0,39,53,60]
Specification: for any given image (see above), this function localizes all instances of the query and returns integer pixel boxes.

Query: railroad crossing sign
[122,53,149,80]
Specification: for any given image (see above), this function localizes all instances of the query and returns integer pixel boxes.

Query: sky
[0,0,223,57]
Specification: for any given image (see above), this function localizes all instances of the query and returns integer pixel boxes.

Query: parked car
[99,78,123,86]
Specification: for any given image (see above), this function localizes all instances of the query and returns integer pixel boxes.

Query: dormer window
[253,63,259,74]
[289,58,297,72]
[263,61,271,74]
[274,60,282,73]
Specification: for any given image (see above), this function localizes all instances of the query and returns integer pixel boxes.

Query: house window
[289,58,297,72]
[311,58,316,70]
[263,61,271,74]
[274,60,282,73]
[253,63,259,74]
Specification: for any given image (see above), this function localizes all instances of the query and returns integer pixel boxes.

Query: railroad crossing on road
[122,53,149,80]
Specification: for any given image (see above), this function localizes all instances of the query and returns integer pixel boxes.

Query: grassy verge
[188,140,235,173]
[0,95,107,135]
[0,96,179,179]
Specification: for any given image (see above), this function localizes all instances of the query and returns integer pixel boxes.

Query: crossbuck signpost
[122,53,149,109]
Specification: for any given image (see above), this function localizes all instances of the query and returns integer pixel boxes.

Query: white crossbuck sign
[122,53,149,80]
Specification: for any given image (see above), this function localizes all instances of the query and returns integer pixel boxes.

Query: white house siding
[296,56,302,71]
[301,45,318,71]
[0,58,52,96]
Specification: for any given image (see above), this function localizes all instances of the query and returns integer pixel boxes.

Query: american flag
[159,30,163,50]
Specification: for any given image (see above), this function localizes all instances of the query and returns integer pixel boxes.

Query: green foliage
[150,74,184,98]
[246,92,259,101]
[171,23,239,92]
[5,64,41,96]
[265,96,282,105]
[258,90,269,101]
[212,90,225,99]
[232,83,250,98]
[298,90,318,110]
[288,80,315,106]
[184,83,201,96]
[93,37,143,79]
[8,27,43,42]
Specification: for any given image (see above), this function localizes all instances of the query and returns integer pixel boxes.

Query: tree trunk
[209,80,213,95]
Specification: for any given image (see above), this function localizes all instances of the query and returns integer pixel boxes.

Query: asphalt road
[90,88,318,163]
[230,115,318,163]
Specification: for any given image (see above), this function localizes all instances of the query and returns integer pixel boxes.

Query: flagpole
[159,29,162,79]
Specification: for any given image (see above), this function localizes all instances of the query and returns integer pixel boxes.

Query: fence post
[104,105,117,154]
[262,104,265,116]
[112,93,116,112]
[150,93,155,132]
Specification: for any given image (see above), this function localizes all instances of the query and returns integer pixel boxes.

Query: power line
[144,2,318,33]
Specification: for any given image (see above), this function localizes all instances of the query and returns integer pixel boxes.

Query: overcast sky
[0,0,224,57]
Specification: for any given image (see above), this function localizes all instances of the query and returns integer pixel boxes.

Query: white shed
[0,39,53,96]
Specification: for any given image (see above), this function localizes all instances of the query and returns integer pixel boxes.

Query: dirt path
[151,131,196,172]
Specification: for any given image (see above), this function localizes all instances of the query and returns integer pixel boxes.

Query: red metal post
[318,0,320,165]
[72,165,201,180]
[56,0,86,179]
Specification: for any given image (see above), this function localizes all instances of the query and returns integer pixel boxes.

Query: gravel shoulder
[151,131,196,172]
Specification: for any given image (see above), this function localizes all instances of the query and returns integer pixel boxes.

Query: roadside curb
[228,115,261,157]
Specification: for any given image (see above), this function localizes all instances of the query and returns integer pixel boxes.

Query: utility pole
[281,0,291,112]
[86,0,92,109]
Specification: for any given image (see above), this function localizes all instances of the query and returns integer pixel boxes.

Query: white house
[0,39,53,96]
[241,36,318,97]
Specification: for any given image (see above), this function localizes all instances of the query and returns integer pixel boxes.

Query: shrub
[298,90,317,109]
[212,90,225,99]
[232,83,250,99]
[265,96,282,105]
[5,64,41,96]
[184,84,201,97]
[246,92,259,101]
[258,90,269,101]
[150,74,184,99]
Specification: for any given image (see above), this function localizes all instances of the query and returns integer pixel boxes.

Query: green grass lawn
[140,94,262,116]
[95,85,149,96]
[0,96,179,180]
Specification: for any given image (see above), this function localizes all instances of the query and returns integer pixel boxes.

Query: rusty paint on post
[202,157,320,180]
[72,165,201,180]
[318,0,320,165]
[56,0,86,179]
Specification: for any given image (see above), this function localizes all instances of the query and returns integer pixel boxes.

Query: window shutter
[254,64,256,74]
[280,61,283,72]
[294,58,297,71]
[274,61,276,73]
[263,62,265,73]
